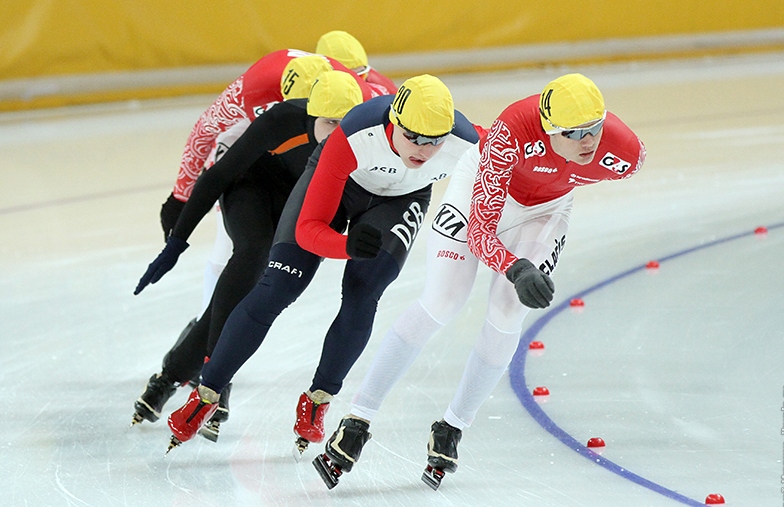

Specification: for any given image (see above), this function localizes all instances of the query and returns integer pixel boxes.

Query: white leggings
[200,207,232,316]
[351,145,572,429]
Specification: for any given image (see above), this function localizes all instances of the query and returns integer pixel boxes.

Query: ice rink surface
[1,51,783,506]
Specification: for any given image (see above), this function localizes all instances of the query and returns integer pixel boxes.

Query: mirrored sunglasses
[401,128,448,146]
[559,120,604,140]
[540,109,606,140]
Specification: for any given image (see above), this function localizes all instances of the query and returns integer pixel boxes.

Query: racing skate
[421,420,462,490]
[292,390,331,460]
[312,416,371,489]
[197,382,232,442]
[130,372,178,426]
[165,384,219,454]
[131,318,199,426]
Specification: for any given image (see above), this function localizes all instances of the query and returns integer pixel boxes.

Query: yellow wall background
[1,0,783,109]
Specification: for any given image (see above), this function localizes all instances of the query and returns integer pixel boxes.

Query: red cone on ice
[586,437,606,455]
[586,437,605,448]
[528,340,545,357]
[532,386,549,396]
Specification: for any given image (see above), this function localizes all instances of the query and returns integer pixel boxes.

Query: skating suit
[349,95,645,429]
[173,49,378,202]
[467,95,646,275]
[200,95,481,394]
[163,99,325,383]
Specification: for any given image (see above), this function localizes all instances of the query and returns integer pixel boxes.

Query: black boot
[422,420,462,490]
[325,416,371,471]
[427,420,462,472]
[312,416,372,489]
[131,372,178,424]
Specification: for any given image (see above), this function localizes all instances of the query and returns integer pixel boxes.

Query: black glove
[134,236,189,295]
[345,223,383,259]
[505,258,555,309]
[160,193,186,242]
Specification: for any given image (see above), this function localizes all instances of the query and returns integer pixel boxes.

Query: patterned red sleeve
[467,118,520,275]
[172,77,247,201]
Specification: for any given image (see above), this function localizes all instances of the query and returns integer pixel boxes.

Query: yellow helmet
[280,55,333,99]
[316,30,369,75]
[388,74,454,137]
[539,73,605,132]
[307,70,363,119]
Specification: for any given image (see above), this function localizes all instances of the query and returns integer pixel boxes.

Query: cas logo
[524,140,546,159]
[599,152,631,175]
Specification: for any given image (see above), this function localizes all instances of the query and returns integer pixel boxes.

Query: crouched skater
[162,75,483,457]
[314,73,646,490]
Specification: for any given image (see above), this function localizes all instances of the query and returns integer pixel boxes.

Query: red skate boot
[293,390,332,459]
[165,384,220,454]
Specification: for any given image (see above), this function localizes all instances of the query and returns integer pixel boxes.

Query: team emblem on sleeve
[599,152,632,175]
[524,140,546,159]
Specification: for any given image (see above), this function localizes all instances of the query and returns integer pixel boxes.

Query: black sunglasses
[400,127,448,146]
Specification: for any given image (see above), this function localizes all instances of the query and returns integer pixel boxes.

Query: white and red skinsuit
[348,94,645,434]
[172,48,384,201]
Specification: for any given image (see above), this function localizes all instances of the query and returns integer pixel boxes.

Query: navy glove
[160,193,186,242]
[346,223,383,259]
[134,236,189,295]
[505,258,555,309]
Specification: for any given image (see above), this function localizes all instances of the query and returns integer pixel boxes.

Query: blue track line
[508,222,783,505]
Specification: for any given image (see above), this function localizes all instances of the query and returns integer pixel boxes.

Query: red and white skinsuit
[349,95,645,432]
[173,49,384,202]
[167,49,393,312]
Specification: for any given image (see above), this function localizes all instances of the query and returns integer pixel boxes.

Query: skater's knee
[343,252,400,301]
[237,299,280,327]
[421,300,462,325]
[474,320,520,367]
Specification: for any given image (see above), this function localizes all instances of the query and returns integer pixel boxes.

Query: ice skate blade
[165,436,182,456]
[133,399,160,423]
[198,421,220,442]
[130,412,144,427]
[422,465,445,491]
[292,437,309,462]
[313,453,341,489]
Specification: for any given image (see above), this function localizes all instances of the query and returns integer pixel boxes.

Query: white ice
[1,51,783,507]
